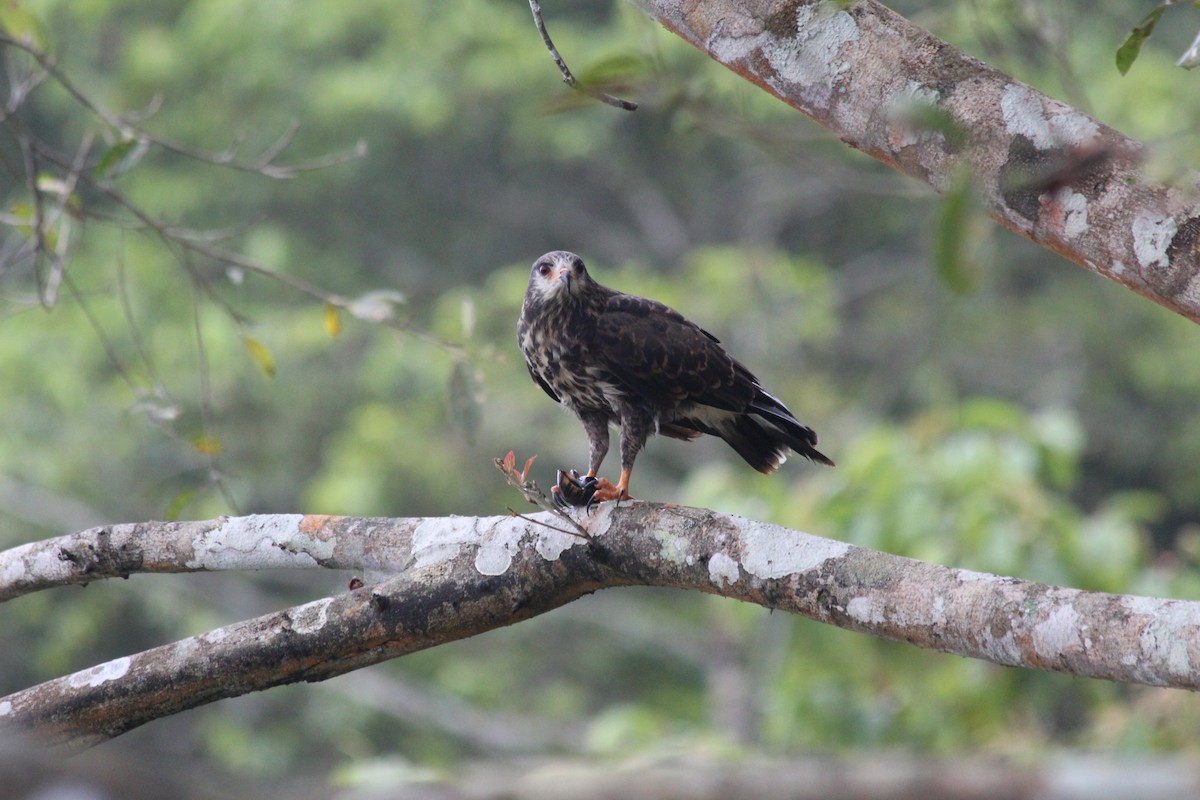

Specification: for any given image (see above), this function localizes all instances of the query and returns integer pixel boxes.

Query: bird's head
[527,251,590,303]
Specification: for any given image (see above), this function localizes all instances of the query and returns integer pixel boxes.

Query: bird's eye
[536,263,552,278]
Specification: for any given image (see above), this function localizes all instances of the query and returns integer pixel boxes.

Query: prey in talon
[553,469,600,510]
[553,468,630,512]
[518,251,833,505]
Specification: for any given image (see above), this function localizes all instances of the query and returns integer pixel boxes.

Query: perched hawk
[518,250,833,505]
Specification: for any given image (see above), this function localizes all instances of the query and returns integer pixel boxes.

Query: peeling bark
[2,507,1199,750]
[632,0,1200,322]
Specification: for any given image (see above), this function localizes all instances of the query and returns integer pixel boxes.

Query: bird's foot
[552,470,633,511]
[589,478,631,505]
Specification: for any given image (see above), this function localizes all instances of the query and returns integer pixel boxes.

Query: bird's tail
[717,390,834,473]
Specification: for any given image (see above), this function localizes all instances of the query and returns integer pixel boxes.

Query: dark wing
[526,362,561,403]
[591,293,752,412]
[593,292,834,471]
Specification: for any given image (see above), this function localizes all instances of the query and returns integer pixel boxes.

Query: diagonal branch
[528,0,639,111]
[2,506,1199,750]
[0,31,367,179]
[632,0,1200,324]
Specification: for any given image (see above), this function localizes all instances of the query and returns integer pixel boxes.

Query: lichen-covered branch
[632,0,1200,323]
[2,506,1199,750]
[0,515,416,601]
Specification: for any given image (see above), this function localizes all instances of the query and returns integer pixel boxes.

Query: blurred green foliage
[3,0,1200,790]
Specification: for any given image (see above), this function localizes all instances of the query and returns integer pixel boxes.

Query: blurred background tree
[3,0,1200,794]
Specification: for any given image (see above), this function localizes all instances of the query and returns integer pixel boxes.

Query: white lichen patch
[981,628,1023,666]
[472,514,587,575]
[1032,603,1082,658]
[739,524,850,580]
[708,552,740,587]
[200,626,231,644]
[1123,595,1163,616]
[0,700,11,716]
[1000,84,1098,149]
[1061,190,1089,239]
[1132,212,1177,269]
[290,596,334,634]
[67,656,131,689]
[655,529,692,566]
[475,521,523,576]
[931,595,947,626]
[186,514,310,570]
[706,4,858,110]
[287,531,336,561]
[763,5,859,109]
[1125,595,1200,678]
[30,548,74,583]
[534,530,575,562]
[847,596,885,625]
[954,568,997,583]
[706,6,771,63]
[411,516,480,571]
[168,637,199,670]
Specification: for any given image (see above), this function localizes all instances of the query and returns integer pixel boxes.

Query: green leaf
[8,202,35,238]
[242,335,276,379]
[0,3,47,48]
[932,170,981,293]
[191,434,223,455]
[164,488,198,521]
[1116,4,1168,75]
[93,138,146,181]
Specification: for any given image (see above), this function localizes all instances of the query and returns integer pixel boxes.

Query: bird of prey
[517,250,833,506]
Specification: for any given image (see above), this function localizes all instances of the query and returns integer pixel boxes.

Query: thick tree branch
[2,507,1199,750]
[632,0,1200,323]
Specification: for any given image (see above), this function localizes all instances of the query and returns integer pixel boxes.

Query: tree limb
[2,507,1199,750]
[632,0,1200,323]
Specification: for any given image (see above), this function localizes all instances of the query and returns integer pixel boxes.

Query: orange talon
[590,468,634,503]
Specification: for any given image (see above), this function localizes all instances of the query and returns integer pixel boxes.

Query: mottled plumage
[518,250,832,503]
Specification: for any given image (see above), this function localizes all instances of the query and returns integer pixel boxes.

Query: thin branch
[22,143,466,357]
[528,0,638,111]
[2,508,1200,750]
[0,32,367,179]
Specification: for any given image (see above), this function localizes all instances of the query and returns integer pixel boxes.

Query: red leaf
[520,455,537,482]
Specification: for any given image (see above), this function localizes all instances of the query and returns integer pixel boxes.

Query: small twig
[527,0,638,111]
[1178,26,1200,69]
[0,32,367,178]
[506,507,589,540]
[495,452,591,538]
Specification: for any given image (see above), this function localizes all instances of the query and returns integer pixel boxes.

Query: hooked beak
[552,264,571,292]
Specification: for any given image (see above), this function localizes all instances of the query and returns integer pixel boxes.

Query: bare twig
[495,451,590,538]
[527,0,638,111]
[0,32,367,178]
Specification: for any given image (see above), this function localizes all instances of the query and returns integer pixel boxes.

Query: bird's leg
[552,411,610,508]
[589,410,649,503]
[581,411,611,478]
